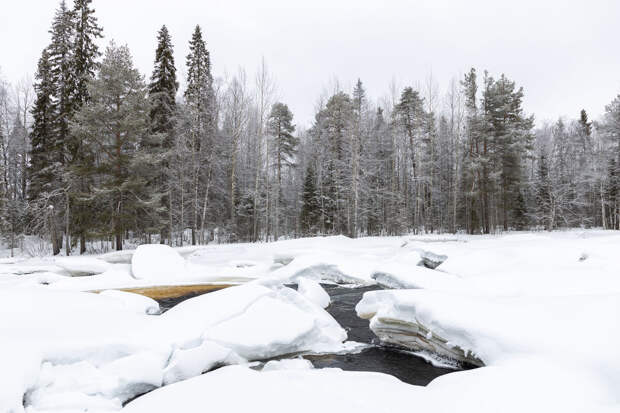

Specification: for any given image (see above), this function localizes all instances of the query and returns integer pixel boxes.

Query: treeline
[0,0,618,255]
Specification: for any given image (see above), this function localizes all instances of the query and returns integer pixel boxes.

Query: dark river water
[156,283,459,386]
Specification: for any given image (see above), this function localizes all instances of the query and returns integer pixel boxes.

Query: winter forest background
[1,0,619,256]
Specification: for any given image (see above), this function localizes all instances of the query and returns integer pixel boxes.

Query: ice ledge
[367,316,484,367]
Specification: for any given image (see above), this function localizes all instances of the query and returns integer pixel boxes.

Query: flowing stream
[157,284,461,386]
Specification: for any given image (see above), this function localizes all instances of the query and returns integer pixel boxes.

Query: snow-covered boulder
[55,257,111,276]
[296,277,330,308]
[131,244,185,281]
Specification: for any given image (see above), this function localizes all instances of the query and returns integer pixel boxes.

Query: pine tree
[459,68,481,234]
[350,79,366,237]
[394,87,426,231]
[267,102,297,240]
[71,43,153,250]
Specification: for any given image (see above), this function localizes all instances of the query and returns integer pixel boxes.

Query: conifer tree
[29,49,55,201]
[48,0,75,165]
[535,152,553,230]
[184,25,215,245]
[267,102,297,240]
[72,43,153,250]
[149,25,178,147]
[67,0,102,253]
[300,162,319,234]
[394,87,425,231]
[148,25,178,242]
[72,0,102,108]
[459,68,481,234]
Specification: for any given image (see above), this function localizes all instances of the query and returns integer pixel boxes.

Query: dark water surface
[155,283,459,386]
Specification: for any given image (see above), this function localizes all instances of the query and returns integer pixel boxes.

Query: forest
[0,0,619,255]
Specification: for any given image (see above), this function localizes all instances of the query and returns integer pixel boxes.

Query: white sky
[1,0,619,127]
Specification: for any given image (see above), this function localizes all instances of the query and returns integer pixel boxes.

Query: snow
[163,341,244,385]
[355,231,620,411]
[261,357,314,371]
[2,230,620,412]
[130,244,186,281]
[122,365,423,413]
[0,283,347,412]
[54,256,111,276]
[99,290,161,315]
[296,277,330,308]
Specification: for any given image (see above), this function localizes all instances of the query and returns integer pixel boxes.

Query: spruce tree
[29,49,55,201]
[300,163,320,234]
[148,25,178,242]
[184,25,215,244]
[68,0,102,253]
[536,152,553,230]
[48,0,75,165]
[72,0,102,108]
[150,25,178,146]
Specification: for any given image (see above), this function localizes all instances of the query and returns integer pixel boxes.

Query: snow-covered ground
[0,283,347,412]
[0,229,619,412]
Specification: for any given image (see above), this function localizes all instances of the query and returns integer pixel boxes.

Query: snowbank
[296,277,330,308]
[54,256,111,276]
[0,283,347,413]
[99,289,161,315]
[356,287,620,410]
[123,365,422,413]
[131,244,186,281]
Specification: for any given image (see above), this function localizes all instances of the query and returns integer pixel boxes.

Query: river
[157,283,462,386]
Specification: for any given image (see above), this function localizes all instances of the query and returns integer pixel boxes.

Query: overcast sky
[1,0,619,128]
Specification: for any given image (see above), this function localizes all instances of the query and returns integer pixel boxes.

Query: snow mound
[357,288,620,409]
[99,249,135,264]
[157,283,347,360]
[131,244,185,281]
[0,282,347,413]
[163,341,244,385]
[99,289,161,315]
[261,358,314,371]
[122,365,421,413]
[297,277,330,308]
[55,257,112,276]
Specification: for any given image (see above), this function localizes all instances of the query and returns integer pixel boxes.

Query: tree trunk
[65,190,70,256]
